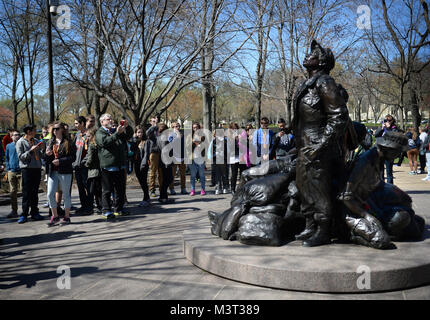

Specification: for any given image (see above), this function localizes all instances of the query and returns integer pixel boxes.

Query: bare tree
[365,0,430,130]
[55,0,245,126]
[0,0,45,127]
[231,0,275,128]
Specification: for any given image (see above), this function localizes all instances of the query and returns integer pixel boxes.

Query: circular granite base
[183,227,430,293]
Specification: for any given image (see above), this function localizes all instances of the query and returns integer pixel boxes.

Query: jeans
[75,167,91,209]
[135,165,150,201]
[21,168,41,217]
[385,160,394,184]
[88,177,102,209]
[230,163,247,192]
[159,164,173,200]
[215,164,228,190]
[189,161,205,191]
[48,172,72,209]
[426,153,430,179]
[419,153,427,172]
[101,169,126,213]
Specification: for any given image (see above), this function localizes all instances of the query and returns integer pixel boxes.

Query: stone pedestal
[183,227,430,293]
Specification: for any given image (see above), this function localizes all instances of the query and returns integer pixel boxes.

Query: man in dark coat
[96,114,133,219]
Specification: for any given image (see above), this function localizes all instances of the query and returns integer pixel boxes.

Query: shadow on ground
[0,266,99,289]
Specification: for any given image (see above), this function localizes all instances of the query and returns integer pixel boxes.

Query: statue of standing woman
[293,40,349,247]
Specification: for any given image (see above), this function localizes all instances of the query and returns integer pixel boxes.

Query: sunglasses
[53,127,61,130]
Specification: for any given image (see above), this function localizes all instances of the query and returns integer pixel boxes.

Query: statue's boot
[208,211,221,235]
[208,210,220,224]
[302,214,331,247]
[295,216,316,240]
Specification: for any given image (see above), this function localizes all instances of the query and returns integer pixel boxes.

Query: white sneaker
[422,177,430,181]
[215,189,220,195]
[222,189,229,194]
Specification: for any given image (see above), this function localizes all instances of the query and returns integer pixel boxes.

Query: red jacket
[2,134,12,152]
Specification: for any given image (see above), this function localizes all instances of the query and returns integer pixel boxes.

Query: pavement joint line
[70,277,107,299]
[402,291,407,300]
[140,275,170,299]
[212,284,226,300]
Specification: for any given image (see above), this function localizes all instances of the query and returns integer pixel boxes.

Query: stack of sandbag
[209,152,304,246]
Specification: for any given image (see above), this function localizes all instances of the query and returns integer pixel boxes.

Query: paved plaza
[0,165,429,300]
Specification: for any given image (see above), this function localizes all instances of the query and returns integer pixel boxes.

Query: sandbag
[236,213,284,246]
[230,186,245,206]
[249,204,287,217]
[241,154,297,183]
[345,214,392,249]
[209,209,230,237]
[242,173,291,206]
[220,205,246,240]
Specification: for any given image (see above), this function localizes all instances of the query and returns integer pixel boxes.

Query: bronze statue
[207,40,425,250]
[293,40,349,247]
[339,131,425,248]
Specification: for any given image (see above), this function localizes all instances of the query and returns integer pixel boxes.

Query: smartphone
[120,120,126,126]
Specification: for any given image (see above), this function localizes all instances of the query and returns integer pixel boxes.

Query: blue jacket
[6,142,20,172]
[252,128,275,158]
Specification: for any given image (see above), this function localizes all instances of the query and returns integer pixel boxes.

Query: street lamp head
[49,0,59,16]
[50,6,57,16]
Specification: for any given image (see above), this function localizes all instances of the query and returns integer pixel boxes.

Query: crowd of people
[371,115,430,183]
[2,112,427,227]
[1,115,296,226]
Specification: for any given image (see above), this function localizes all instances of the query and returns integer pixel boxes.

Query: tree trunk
[12,58,18,129]
[409,87,421,133]
[202,83,212,130]
[20,65,31,124]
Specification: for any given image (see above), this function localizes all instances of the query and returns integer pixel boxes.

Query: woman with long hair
[135,125,151,207]
[228,123,248,194]
[157,123,174,203]
[406,128,421,175]
[374,115,399,183]
[45,122,76,226]
[85,127,103,214]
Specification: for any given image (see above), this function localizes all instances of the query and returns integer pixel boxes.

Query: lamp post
[46,0,58,122]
